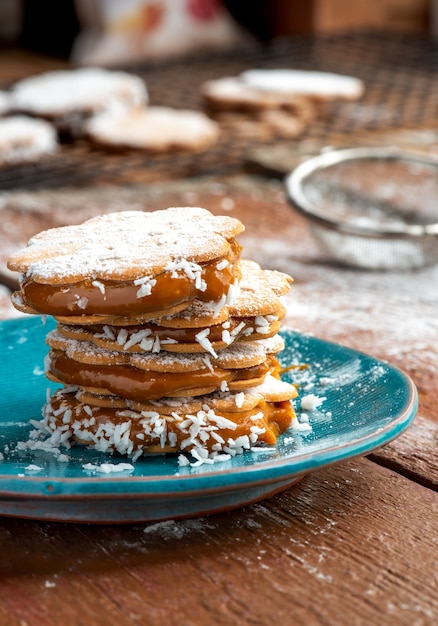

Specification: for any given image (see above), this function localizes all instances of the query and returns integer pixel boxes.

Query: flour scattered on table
[45,581,56,588]
[143,517,215,539]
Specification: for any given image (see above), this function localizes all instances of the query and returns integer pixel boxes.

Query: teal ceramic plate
[0,316,417,523]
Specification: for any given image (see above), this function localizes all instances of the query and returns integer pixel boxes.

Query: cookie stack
[7,207,297,465]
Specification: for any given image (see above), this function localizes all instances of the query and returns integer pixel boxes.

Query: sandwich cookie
[42,374,297,461]
[45,332,285,400]
[85,106,220,153]
[53,259,292,354]
[8,208,244,319]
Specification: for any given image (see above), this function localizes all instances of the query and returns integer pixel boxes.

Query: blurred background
[0,0,436,64]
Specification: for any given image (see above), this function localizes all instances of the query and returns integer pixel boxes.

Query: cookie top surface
[10,68,148,116]
[241,69,364,99]
[0,115,58,166]
[7,208,244,283]
[201,76,304,109]
[203,70,364,104]
[230,259,292,316]
[85,106,219,151]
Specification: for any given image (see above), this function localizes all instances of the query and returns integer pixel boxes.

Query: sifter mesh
[285,148,438,270]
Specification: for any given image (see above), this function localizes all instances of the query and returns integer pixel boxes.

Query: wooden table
[0,39,438,625]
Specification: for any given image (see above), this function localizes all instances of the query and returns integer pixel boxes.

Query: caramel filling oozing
[45,392,295,452]
[48,350,275,400]
[20,242,241,317]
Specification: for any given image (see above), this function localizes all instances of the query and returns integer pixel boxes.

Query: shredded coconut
[134,276,157,298]
[75,297,88,310]
[234,392,245,408]
[25,464,43,472]
[165,258,206,291]
[216,259,229,271]
[195,328,218,358]
[300,394,326,411]
[92,280,106,294]
[82,462,134,473]
[225,281,240,306]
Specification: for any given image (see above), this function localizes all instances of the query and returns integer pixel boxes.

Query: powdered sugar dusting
[85,106,219,151]
[143,517,215,538]
[241,69,364,98]
[10,67,148,116]
[8,208,244,282]
[243,233,438,381]
[0,115,58,166]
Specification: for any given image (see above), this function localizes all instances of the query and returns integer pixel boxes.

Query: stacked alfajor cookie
[7,207,297,465]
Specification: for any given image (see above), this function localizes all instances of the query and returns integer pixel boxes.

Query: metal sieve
[284,147,438,270]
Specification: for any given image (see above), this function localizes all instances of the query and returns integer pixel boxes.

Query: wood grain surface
[370,415,438,490]
[0,458,437,626]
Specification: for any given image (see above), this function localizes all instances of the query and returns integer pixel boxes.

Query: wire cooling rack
[1,31,437,190]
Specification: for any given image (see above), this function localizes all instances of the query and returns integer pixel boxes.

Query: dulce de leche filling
[45,391,295,452]
[48,350,275,400]
[20,242,241,317]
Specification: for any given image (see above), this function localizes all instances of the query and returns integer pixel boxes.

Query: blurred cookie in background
[201,68,364,139]
[9,68,148,138]
[85,106,220,153]
[0,115,58,167]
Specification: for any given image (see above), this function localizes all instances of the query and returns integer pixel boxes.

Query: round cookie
[241,69,365,101]
[9,68,148,136]
[0,115,58,167]
[7,208,244,318]
[201,76,314,113]
[202,69,364,111]
[54,260,291,354]
[84,106,220,153]
[45,331,285,401]
[42,374,297,459]
[76,373,298,412]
